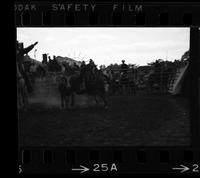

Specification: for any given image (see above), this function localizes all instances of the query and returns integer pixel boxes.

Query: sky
[17,27,190,66]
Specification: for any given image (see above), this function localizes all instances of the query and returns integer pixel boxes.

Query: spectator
[16,41,38,93]
[120,60,128,77]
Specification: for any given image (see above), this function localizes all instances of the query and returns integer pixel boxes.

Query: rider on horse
[84,59,97,80]
[16,41,38,93]
[79,59,98,91]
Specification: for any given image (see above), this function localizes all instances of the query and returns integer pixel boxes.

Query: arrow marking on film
[72,165,89,173]
[172,165,190,173]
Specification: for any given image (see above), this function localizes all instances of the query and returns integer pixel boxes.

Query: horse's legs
[100,94,108,109]
[70,92,74,107]
[94,95,99,105]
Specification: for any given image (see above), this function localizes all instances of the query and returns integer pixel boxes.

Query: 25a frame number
[93,163,117,172]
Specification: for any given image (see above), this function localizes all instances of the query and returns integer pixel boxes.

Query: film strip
[16,1,200,175]
[15,2,200,26]
[18,148,200,174]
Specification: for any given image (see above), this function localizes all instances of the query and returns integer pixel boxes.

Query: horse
[58,69,109,109]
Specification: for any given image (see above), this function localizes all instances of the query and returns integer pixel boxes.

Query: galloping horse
[58,67,109,109]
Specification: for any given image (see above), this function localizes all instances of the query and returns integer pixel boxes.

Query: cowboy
[88,59,98,80]
[120,60,128,77]
[88,59,96,72]
[80,61,86,75]
[16,41,38,93]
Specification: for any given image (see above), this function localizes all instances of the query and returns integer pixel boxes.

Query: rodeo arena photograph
[17,28,191,147]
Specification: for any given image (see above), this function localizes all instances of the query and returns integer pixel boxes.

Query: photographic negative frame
[15,1,200,175]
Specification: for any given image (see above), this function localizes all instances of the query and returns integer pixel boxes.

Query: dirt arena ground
[18,77,190,147]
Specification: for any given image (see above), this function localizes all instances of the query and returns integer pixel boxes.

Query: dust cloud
[29,77,96,108]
